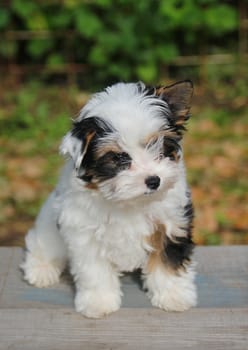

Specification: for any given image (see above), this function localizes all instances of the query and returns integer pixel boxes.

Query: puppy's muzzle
[145,175,160,190]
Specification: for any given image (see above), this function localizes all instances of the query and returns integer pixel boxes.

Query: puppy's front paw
[75,289,121,318]
[145,268,197,312]
[150,282,197,312]
[20,252,61,288]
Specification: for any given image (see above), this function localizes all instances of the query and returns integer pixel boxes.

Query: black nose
[145,175,160,190]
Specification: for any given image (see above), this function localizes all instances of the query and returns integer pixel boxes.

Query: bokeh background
[0,0,247,246]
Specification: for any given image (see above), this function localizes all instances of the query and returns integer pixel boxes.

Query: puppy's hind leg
[21,191,67,288]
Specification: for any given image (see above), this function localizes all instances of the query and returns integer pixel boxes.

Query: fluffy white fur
[21,82,197,318]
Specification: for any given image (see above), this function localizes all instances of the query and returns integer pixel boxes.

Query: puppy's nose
[145,175,160,190]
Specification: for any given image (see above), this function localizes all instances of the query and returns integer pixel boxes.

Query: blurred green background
[0,0,247,246]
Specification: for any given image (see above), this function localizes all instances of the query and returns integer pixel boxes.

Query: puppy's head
[60,80,193,202]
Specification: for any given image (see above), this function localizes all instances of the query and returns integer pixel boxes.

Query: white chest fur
[94,210,153,271]
[57,186,155,272]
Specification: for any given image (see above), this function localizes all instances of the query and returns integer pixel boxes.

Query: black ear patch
[72,116,114,141]
[71,116,132,183]
[71,117,114,177]
[155,80,193,133]
[156,80,193,120]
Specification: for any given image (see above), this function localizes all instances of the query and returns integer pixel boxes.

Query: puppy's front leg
[68,241,122,318]
[143,225,197,312]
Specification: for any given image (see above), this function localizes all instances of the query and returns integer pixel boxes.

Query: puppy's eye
[102,151,131,167]
[91,151,132,181]
[114,152,131,164]
[108,152,131,168]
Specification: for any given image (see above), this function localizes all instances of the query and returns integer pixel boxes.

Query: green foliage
[201,230,221,245]
[0,82,72,152]
[0,0,238,85]
[0,7,10,28]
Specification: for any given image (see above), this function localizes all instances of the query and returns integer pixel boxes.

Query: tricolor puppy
[21,81,197,318]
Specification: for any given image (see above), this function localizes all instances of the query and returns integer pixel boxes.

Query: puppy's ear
[60,117,113,177]
[60,130,95,177]
[155,80,193,126]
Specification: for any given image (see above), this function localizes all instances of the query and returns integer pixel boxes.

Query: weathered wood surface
[0,246,247,350]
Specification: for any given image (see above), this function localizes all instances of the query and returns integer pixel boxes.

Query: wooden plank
[194,246,248,308]
[0,246,247,349]
[0,248,13,294]
[1,247,247,309]
[0,308,247,350]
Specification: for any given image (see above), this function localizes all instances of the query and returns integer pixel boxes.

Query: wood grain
[0,246,247,349]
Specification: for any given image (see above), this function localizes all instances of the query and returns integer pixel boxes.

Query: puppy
[21,81,197,318]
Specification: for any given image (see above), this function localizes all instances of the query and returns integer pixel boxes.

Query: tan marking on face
[170,151,180,162]
[86,131,96,144]
[85,182,98,190]
[143,130,178,148]
[144,131,180,162]
[95,142,122,159]
[82,131,96,157]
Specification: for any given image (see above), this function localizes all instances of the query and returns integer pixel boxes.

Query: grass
[0,80,247,246]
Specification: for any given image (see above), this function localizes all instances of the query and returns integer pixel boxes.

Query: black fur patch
[73,117,132,182]
[144,85,156,96]
[72,116,114,141]
[163,201,195,269]
[72,116,118,181]
[163,136,181,160]
[90,151,132,181]
[164,235,194,270]
[183,201,194,237]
